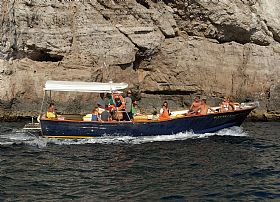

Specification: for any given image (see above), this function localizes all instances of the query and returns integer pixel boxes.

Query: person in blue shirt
[91,107,100,121]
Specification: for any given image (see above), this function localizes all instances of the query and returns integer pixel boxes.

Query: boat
[24,80,258,138]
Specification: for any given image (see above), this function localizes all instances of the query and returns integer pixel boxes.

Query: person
[100,105,112,121]
[124,90,133,121]
[105,93,114,106]
[220,97,229,112]
[131,100,141,117]
[197,98,210,115]
[188,96,201,115]
[159,105,170,120]
[131,100,137,116]
[112,93,125,111]
[97,93,106,113]
[220,96,236,112]
[46,102,57,118]
[91,107,100,121]
[104,93,115,113]
[109,92,125,120]
[160,101,170,116]
[229,97,240,110]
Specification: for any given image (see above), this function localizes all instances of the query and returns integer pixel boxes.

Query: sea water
[0,121,279,201]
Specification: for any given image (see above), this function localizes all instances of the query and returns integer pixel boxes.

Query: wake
[0,126,247,148]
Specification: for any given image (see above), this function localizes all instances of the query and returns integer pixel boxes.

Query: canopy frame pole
[124,108,131,122]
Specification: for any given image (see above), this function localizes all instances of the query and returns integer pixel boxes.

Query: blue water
[0,121,279,201]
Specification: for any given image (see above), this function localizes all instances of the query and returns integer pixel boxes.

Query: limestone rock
[172,0,280,46]
[268,82,280,113]
[0,0,280,120]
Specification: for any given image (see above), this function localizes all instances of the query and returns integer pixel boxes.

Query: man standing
[124,90,133,120]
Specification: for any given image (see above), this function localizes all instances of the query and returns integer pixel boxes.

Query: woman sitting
[46,102,57,119]
[160,101,170,116]
[159,105,170,120]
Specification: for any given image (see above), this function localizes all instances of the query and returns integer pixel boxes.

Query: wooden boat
[24,80,258,138]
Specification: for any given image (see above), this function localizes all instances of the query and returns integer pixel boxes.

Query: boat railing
[23,122,41,130]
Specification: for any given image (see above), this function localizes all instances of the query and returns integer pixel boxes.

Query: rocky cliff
[1,0,280,120]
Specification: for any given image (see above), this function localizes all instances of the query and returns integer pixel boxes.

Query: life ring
[112,93,125,111]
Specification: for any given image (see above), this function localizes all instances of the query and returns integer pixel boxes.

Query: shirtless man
[198,98,210,115]
[188,96,201,115]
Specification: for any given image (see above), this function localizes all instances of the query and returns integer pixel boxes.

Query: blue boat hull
[40,107,255,138]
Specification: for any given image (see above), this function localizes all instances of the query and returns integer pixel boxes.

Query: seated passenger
[131,100,141,116]
[229,98,240,110]
[197,98,210,115]
[100,105,112,121]
[220,97,236,112]
[160,101,170,116]
[91,107,100,121]
[46,102,57,118]
[159,105,170,120]
[188,96,201,115]
[220,97,229,112]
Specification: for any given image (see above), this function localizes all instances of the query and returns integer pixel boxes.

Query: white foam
[0,129,47,148]
[0,126,247,147]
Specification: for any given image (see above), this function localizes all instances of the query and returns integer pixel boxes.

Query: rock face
[0,0,280,120]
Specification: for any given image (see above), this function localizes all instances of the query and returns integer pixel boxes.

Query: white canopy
[44,80,128,93]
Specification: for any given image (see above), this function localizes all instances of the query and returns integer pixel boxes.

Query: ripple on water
[0,122,279,201]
